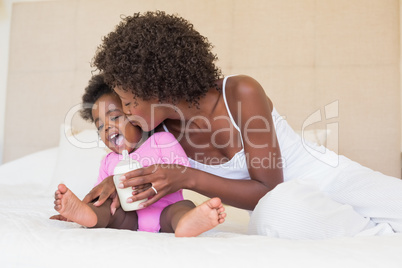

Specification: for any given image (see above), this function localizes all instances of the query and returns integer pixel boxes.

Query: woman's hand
[118,164,189,208]
[132,183,152,194]
[82,175,120,215]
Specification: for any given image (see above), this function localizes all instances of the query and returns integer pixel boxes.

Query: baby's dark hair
[92,11,222,106]
[80,74,113,122]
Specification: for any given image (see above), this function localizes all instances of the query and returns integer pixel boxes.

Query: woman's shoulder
[225,75,265,95]
[223,74,273,111]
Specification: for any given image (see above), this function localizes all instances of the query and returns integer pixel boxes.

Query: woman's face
[114,87,169,132]
[91,93,142,154]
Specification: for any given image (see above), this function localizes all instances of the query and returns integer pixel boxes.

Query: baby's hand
[83,176,120,215]
[109,191,120,215]
[82,175,116,206]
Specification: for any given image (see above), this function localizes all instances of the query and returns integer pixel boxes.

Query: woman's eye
[97,124,104,131]
[124,102,130,107]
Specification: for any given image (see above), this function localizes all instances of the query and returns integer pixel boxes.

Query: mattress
[0,147,402,268]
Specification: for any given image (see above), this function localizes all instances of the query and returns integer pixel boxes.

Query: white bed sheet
[1,148,402,268]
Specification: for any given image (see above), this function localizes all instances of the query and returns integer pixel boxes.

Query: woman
[85,11,402,239]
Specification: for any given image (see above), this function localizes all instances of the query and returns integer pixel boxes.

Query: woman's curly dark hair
[80,74,114,122]
[92,11,222,106]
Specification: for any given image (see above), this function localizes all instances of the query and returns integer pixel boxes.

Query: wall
[0,1,7,165]
[0,0,56,164]
[2,0,401,177]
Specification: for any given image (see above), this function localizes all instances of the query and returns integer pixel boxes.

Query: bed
[1,127,402,268]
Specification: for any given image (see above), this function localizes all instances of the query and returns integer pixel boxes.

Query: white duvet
[1,147,402,268]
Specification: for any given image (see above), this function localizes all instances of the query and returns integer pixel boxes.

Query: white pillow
[0,147,58,187]
[48,125,108,199]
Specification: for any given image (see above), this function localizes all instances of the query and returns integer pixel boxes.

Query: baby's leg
[160,198,227,237]
[160,200,195,233]
[52,184,138,230]
[81,200,138,230]
[53,184,97,227]
[99,204,139,231]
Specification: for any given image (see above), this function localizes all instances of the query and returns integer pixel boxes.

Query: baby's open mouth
[110,133,124,146]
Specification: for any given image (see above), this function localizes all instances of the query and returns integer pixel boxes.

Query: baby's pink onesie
[97,132,189,232]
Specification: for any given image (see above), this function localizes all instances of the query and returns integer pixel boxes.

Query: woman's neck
[164,88,221,131]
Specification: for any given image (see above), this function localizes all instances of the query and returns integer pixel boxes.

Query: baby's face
[92,93,142,154]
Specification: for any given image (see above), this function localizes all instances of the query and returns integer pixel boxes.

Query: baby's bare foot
[175,197,226,237]
[51,184,97,227]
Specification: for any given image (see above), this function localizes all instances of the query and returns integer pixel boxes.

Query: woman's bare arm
[227,75,284,189]
[185,75,284,209]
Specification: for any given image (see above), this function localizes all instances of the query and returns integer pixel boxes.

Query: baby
[50,74,226,237]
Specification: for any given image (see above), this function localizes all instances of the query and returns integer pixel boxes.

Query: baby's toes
[54,199,61,206]
[217,206,225,214]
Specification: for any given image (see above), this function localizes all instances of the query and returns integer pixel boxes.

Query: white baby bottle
[113,150,147,211]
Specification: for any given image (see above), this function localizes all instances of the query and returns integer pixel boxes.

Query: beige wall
[0,0,56,165]
[0,0,8,165]
[401,0,402,173]
[4,0,401,177]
